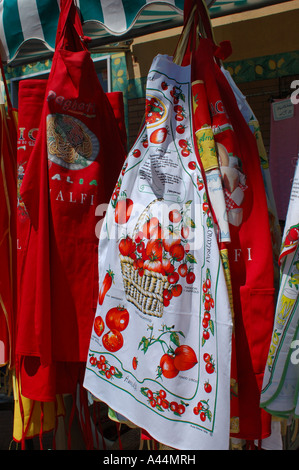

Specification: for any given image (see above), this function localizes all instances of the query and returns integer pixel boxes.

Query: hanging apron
[192,36,275,440]
[221,66,282,287]
[0,58,17,368]
[260,160,299,419]
[18,0,126,402]
[84,53,233,450]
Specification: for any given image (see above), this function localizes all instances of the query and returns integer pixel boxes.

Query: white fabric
[84,54,233,450]
[260,159,299,419]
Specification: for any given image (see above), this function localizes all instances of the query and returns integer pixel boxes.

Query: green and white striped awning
[0,0,291,66]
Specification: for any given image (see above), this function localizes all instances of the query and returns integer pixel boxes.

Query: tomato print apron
[83,54,233,450]
[260,160,299,419]
[18,0,126,401]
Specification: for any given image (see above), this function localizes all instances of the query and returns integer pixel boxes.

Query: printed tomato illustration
[162,231,181,252]
[143,258,164,274]
[181,225,189,239]
[98,269,114,305]
[161,256,175,275]
[173,345,198,371]
[188,161,196,170]
[119,236,134,256]
[145,239,163,260]
[142,217,162,240]
[169,243,185,262]
[205,361,215,374]
[105,306,129,332]
[181,148,190,157]
[204,381,212,393]
[133,149,141,158]
[149,127,168,144]
[178,263,188,278]
[167,271,179,284]
[285,225,299,245]
[178,139,188,148]
[115,198,133,224]
[159,354,179,379]
[176,124,185,134]
[132,357,138,370]
[168,209,182,223]
[94,316,105,337]
[186,271,196,284]
[171,284,182,297]
[102,329,124,352]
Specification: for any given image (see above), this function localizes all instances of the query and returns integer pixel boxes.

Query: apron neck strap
[55,0,88,52]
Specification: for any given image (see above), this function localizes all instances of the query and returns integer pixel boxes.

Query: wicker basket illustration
[119,199,170,317]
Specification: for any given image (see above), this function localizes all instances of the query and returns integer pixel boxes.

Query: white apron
[260,159,299,418]
[83,55,233,450]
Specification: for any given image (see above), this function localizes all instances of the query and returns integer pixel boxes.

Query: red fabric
[0,61,17,367]
[191,37,275,439]
[18,0,125,400]
[106,92,127,152]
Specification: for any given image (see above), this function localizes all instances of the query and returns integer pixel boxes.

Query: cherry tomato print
[172,284,182,297]
[176,124,185,134]
[186,271,196,284]
[133,149,141,158]
[181,148,190,157]
[177,404,186,415]
[178,263,188,277]
[163,289,173,301]
[203,330,210,340]
[203,353,211,363]
[167,271,180,284]
[147,390,153,399]
[175,113,184,121]
[205,362,215,374]
[188,161,196,170]
[204,382,212,393]
[178,139,188,148]
[170,401,179,412]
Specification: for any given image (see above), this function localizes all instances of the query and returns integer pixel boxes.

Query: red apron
[179,0,275,440]
[192,36,275,440]
[18,0,126,401]
[0,59,17,368]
